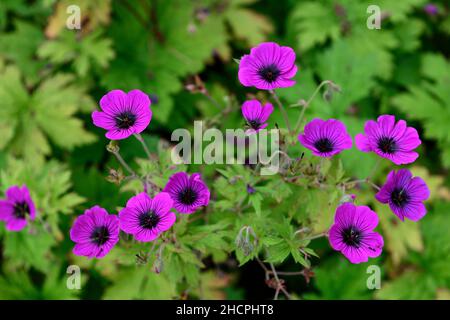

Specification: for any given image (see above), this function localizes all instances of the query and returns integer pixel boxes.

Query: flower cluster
[238,42,430,264]
[69,90,210,259]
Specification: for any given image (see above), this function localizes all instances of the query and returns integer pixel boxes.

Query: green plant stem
[294,80,332,132]
[134,133,152,160]
[203,92,222,110]
[112,150,137,177]
[300,231,328,241]
[270,90,292,134]
[367,158,382,181]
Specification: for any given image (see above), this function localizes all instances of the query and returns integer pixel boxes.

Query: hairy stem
[294,80,333,132]
[203,92,222,110]
[300,231,328,241]
[112,150,137,177]
[134,133,152,160]
[270,90,292,134]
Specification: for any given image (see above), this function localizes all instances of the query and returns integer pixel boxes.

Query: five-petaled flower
[355,115,421,165]
[375,169,430,222]
[241,100,273,133]
[238,42,297,90]
[298,118,353,157]
[163,172,210,214]
[119,192,176,242]
[0,185,36,232]
[329,203,384,264]
[92,89,152,140]
[70,206,120,259]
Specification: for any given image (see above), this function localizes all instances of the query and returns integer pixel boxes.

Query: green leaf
[287,1,340,51]
[225,0,273,48]
[316,39,379,115]
[0,64,96,161]
[3,225,55,272]
[376,201,423,266]
[392,54,450,167]
[0,20,45,84]
[38,29,115,77]
[102,0,228,123]
[103,266,176,299]
[378,203,450,299]
[304,257,378,300]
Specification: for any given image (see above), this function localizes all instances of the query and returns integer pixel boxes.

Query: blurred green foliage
[0,0,449,300]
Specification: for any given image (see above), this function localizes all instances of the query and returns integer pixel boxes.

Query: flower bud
[339,193,356,204]
[235,226,258,256]
[106,140,120,153]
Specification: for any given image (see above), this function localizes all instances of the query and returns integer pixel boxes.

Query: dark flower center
[314,138,334,153]
[341,227,362,247]
[377,136,397,154]
[115,111,137,129]
[13,202,29,219]
[138,211,161,229]
[90,226,110,245]
[178,187,198,205]
[248,119,261,130]
[390,188,410,208]
[258,64,281,83]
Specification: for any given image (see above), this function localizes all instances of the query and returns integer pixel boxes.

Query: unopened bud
[153,245,165,273]
[323,88,333,102]
[339,193,356,204]
[154,256,164,274]
[106,140,120,153]
[235,226,258,257]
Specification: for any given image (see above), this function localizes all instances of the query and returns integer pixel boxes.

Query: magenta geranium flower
[355,115,421,165]
[163,172,210,214]
[298,118,353,157]
[241,100,273,133]
[119,192,175,242]
[70,206,119,259]
[329,203,384,264]
[0,185,36,231]
[238,42,297,90]
[92,89,152,140]
[375,169,430,222]
[424,4,438,15]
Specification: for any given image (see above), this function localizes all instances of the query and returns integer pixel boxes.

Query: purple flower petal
[298,118,352,158]
[356,115,421,164]
[93,89,152,140]
[0,185,36,232]
[238,42,297,90]
[119,192,175,242]
[329,203,383,264]
[163,172,210,214]
[69,205,119,259]
[376,169,429,222]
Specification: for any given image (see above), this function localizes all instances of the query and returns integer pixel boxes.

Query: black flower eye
[90,226,110,245]
[390,188,410,207]
[115,111,137,129]
[314,138,334,153]
[247,119,261,130]
[13,202,29,219]
[341,227,362,247]
[178,187,198,205]
[139,211,161,229]
[377,136,397,154]
[258,64,281,83]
